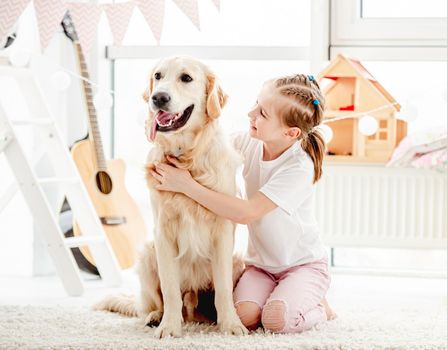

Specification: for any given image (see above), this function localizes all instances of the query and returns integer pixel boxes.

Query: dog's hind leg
[143,309,163,328]
[139,277,163,327]
[182,290,198,322]
[136,241,164,327]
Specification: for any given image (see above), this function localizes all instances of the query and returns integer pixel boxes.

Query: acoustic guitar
[61,12,147,270]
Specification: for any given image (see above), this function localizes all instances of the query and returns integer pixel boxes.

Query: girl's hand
[148,155,193,194]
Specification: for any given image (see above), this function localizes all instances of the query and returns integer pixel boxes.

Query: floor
[2,270,447,350]
[1,268,447,312]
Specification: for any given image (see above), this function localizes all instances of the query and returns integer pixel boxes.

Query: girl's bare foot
[322,297,337,320]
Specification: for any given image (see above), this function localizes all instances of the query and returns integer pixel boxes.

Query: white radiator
[314,164,447,249]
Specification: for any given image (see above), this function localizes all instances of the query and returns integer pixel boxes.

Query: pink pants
[233,257,330,333]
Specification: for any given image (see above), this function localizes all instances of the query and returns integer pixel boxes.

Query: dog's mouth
[149,105,194,142]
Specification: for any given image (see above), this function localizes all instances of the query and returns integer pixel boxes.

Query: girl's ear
[206,72,228,119]
[142,70,154,103]
[285,127,301,139]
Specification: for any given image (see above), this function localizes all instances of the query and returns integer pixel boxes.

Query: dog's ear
[142,71,154,103]
[206,73,228,119]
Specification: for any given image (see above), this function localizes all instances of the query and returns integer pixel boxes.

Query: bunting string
[0,0,219,56]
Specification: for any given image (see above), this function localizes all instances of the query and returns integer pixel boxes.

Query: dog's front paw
[219,319,249,336]
[154,317,182,338]
[143,310,163,327]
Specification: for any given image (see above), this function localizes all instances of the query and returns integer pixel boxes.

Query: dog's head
[143,56,228,143]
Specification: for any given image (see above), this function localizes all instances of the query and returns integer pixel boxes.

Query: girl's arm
[185,181,276,224]
[148,156,277,224]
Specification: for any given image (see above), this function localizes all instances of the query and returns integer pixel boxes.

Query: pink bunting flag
[103,2,135,46]
[34,0,67,51]
[172,0,200,30]
[0,0,31,43]
[67,2,102,58]
[211,0,220,11]
[136,0,165,44]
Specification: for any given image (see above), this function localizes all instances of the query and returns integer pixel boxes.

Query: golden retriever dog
[94,56,248,338]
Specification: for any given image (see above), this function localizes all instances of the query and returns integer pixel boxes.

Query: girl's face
[248,81,300,142]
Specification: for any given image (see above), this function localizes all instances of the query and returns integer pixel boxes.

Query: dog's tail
[93,294,139,317]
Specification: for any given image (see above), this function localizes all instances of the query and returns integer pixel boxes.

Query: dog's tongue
[156,110,177,124]
[150,118,157,142]
[149,111,178,142]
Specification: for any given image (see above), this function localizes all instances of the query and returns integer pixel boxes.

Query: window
[361,0,447,18]
[357,61,447,134]
[331,0,447,60]
[120,0,310,46]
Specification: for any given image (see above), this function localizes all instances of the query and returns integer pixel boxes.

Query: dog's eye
[154,72,162,80]
[180,74,193,83]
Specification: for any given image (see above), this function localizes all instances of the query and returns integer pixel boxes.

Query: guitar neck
[74,41,107,171]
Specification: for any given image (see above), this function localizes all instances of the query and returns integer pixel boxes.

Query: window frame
[106,46,309,61]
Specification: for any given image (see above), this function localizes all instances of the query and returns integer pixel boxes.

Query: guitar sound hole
[96,171,113,194]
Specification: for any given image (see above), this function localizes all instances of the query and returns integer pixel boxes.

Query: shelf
[324,155,388,164]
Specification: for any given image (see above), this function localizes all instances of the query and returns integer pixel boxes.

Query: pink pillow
[410,148,447,171]
[387,126,447,167]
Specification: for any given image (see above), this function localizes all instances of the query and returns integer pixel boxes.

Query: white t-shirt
[232,131,326,273]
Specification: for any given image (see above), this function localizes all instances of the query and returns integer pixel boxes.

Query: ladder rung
[12,119,53,126]
[38,177,79,185]
[65,236,106,248]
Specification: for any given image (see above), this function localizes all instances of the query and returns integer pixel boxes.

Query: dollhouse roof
[317,54,401,111]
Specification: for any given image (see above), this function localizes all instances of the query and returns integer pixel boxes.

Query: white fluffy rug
[0,304,446,350]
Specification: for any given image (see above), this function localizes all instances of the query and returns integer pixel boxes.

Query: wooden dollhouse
[317,54,407,162]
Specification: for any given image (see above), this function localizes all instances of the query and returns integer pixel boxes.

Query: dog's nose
[152,92,171,108]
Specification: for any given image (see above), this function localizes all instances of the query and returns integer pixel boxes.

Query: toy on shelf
[317,54,407,163]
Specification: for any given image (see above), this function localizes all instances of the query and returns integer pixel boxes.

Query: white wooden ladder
[0,64,122,296]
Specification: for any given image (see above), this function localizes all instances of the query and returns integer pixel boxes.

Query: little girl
[149,73,335,333]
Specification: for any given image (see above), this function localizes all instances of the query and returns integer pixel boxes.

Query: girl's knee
[235,301,261,330]
[262,301,328,334]
[261,300,286,333]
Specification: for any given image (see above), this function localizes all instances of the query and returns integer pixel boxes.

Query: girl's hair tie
[307,75,315,81]
[312,99,320,106]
